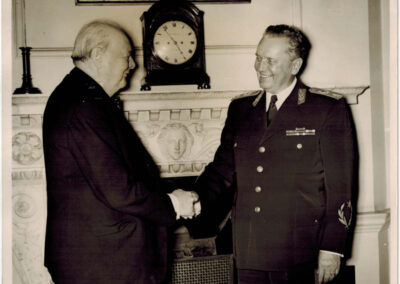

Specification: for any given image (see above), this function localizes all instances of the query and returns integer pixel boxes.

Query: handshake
[169,189,201,219]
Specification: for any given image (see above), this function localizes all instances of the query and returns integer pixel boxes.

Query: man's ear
[90,46,104,66]
[291,57,303,75]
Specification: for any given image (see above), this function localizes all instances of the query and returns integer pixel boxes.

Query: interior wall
[15,0,372,91]
[387,0,398,282]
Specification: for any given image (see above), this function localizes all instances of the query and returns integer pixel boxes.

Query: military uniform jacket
[194,80,355,271]
[43,68,177,284]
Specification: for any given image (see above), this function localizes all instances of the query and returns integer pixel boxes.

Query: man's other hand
[317,251,341,283]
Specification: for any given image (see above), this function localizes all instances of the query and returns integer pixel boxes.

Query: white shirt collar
[266,77,297,110]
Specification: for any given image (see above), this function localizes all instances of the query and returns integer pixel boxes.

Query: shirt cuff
[167,193,180,220]
[320,250,344,258]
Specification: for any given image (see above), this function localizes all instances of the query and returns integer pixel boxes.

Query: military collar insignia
[297,88,306,105]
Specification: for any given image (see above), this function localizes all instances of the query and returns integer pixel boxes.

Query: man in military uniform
[193,25,356,283]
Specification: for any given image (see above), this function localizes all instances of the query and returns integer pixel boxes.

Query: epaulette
[232,90,264,107]
[309,87,343,100]
[232,90,262,101]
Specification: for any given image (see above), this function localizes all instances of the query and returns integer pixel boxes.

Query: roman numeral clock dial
[141,0,210,90]
[153,21,197,65]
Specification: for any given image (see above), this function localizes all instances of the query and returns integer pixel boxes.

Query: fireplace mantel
[12,86,367,178]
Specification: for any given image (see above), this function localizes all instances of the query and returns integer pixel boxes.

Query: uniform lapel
[258,81,305,145]
[245,91,267,137]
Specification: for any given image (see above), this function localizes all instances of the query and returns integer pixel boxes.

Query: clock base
[140,69,210,91]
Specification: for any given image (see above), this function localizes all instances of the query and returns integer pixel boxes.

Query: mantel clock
[140,0,210,90]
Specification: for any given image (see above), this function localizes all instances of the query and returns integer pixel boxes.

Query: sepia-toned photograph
[2,0,398,283]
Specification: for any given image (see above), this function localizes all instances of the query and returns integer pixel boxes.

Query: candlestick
[13,47,41,94]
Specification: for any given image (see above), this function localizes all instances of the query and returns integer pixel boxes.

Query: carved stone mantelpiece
[11,87,367,284]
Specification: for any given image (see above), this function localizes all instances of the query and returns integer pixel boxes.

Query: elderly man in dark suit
[43,20,200,284]
[193,25,356,284]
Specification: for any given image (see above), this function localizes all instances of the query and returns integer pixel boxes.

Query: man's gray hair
[264,24,311,61]
[71,20,126,64]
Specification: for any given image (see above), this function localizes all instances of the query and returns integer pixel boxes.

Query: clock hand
[164,29,187,61]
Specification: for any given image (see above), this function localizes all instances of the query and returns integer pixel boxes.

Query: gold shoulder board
[309,87,343,100]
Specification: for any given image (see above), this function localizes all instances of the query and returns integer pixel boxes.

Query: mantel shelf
[11,85,369,113]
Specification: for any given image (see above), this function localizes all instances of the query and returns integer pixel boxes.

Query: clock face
[153,20,198,65]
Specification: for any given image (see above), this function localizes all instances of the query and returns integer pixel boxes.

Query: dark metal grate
[171,254,233,284]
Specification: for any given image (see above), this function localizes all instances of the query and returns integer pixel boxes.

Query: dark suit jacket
[194,80,356,271]
[43,68,177,284]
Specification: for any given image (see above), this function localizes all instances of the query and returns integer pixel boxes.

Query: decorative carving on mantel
[12,170,44,181]
[158,123,194,161]
[13,179,49,284]
[13,193,38,220]
[129,108,227,177]
[13,236,51,284]
[12,132,43,165]
[13,114,43,128]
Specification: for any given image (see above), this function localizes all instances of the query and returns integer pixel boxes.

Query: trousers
[237,266,315,284]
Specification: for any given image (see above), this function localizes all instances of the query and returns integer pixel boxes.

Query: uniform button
[254,206,261,213]
[234,142,238,148]
[297,143,303,149]
[259,146,266,153]
[314,219,318,223]
[256,166,263,173]
[255,186,262,193]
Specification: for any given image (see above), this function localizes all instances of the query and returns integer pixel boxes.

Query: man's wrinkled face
[99,32,135,96]
[254,35,302,94]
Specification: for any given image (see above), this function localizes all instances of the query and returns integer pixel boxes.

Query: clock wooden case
[140,0,210,90]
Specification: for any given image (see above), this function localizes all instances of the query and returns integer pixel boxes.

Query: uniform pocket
[278,135,322,174]
[232,135,251,149]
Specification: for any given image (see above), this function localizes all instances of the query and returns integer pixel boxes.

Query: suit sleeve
[319,98,356,254]
[67,101,177,226]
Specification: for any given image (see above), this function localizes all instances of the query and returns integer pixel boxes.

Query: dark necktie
[267,95,278,125]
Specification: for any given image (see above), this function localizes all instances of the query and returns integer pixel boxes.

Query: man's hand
[317,251,341,283]
[170,189,201,219]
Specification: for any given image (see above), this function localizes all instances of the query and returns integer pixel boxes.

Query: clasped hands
[170,189,201,219]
